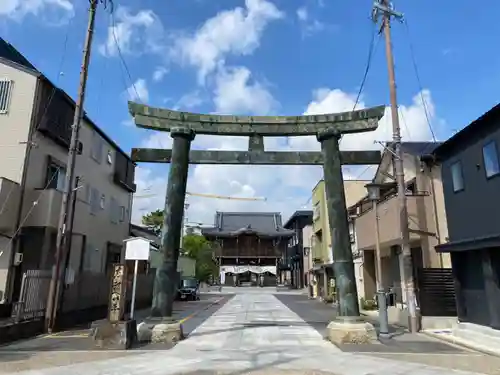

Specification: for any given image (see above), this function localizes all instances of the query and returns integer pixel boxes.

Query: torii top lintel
[128,102,386,137]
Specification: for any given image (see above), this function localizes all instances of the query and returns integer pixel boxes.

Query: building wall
[0,65,132,280]
[302,224,313,284]
[312,179,370,265]
[21,117,132,273]
[438,122,500,329]
[0,234,12,301]
[440,126,500,242]
[312,180,328,264]
[0,63,38,299]
[365,151,450,268]
[0,61,36,184]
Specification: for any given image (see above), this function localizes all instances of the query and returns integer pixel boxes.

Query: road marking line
[360,352,484,356]
[43,334,89,338]
[40,297,226,338]
[179,297,225,324]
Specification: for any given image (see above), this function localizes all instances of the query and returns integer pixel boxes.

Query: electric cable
[403,19,437,143]
[108,1,144,104]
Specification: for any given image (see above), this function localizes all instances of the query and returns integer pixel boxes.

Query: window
[83,183,91,203]
[91,131,104,163]
[90,188,100,214]
[483,141,500,178]
[450,161,464,192]
[0,79,13,114]
[110,197,121,223]
[83,244,94,271]
[46,160,66,191]
[313,203,320,220]
[119,206,126,222]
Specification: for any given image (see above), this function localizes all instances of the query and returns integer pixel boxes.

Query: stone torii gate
[130,102,385,344]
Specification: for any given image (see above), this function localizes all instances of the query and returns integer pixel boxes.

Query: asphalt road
[0,293,234,353]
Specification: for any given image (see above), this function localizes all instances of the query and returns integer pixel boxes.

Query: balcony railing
[355,193,430,251]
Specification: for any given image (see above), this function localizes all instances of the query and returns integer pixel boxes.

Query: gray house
[433,103,500,331]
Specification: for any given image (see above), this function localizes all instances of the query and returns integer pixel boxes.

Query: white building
[0,38,136,302]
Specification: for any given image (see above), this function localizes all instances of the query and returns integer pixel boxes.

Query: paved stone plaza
[1,288,499,375]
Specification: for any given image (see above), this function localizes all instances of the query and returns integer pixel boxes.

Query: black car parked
[176,277,200,301]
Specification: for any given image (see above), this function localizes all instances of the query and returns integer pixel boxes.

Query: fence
[11,270,52,322]
[12,269,155,322]
[416,268,457,317]
[61,271,154,312]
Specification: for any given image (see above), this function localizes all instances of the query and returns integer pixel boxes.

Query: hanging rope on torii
[128,101,385,337]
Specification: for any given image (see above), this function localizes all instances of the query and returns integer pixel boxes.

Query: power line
[108,1,144,103]
[403,19,437,142]
[352,22,381,112]
[340,21,381,147]
[399,107,411,140]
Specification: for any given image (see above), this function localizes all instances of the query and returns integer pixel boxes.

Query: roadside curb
[423,331,500,358]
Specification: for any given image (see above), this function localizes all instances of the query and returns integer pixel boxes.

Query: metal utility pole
[372,0,419,333]
[45,0,99,332]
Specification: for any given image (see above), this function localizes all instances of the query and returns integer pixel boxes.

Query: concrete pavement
[1,288,498,374]
[0,294,231,372]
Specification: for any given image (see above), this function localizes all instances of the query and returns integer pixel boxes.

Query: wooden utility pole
[45,0,99,332]
[373,0,419,333]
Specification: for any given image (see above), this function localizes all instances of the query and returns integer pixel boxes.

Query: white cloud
[297,7,308,22]
[172,0,284,83]
[174,90,204,111]
[296,5,326,37]
[125,78,149,103]
[1,0,74,25]
[213,65,278,115]
[99,6,164,57]
[132,88,440,227]
[121,118,134,127]
[152,66,169,82]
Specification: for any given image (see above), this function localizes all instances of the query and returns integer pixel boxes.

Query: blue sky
[2,0,500,225]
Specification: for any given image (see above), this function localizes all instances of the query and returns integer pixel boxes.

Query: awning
[436,234,500,253]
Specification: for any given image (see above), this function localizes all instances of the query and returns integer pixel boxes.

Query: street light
[365,182,390,338]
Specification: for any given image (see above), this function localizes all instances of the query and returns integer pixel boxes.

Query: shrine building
[202,212,294,287]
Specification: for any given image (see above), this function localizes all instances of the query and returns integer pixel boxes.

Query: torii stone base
[137,317,184,344]
[326,317,378,345]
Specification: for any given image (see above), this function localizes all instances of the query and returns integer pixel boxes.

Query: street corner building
[0,38,138,321]
[432,103,500,342]
[202,211,294,287]
[352,142,452,305]
[309,179,369,301]
[282,210,313,290]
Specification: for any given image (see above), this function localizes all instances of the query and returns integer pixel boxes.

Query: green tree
[182,234,217,282]
[141,209,164,235]
[141,207,218,282]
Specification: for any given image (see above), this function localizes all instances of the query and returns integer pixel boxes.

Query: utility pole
[45,0,99,333]
[372,0,419,333]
